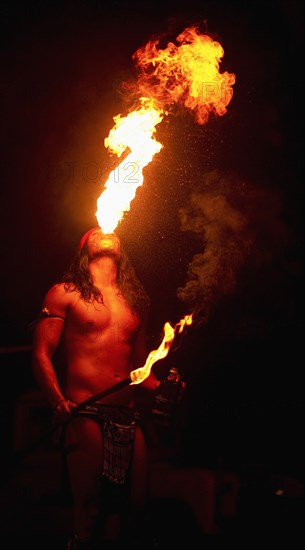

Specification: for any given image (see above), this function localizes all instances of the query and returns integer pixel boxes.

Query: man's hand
[53,398,77,421]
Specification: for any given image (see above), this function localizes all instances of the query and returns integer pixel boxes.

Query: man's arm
[31,284,73,412]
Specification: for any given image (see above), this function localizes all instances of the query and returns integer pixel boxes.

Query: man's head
[79,227,121,261]
[63,227,149,313]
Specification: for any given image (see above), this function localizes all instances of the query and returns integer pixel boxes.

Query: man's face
[86,229,121,260]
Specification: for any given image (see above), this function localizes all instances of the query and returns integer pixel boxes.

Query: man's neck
[89,257,118,289]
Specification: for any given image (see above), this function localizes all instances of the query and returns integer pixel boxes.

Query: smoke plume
[177,169,295,330]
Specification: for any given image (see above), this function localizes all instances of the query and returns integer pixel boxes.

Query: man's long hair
[61,240,150,317]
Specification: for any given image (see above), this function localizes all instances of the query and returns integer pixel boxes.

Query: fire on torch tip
[129,370,143,385]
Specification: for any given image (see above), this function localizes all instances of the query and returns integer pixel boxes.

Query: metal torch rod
[70,376,131,414]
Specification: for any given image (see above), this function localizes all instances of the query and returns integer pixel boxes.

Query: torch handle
[70,376,131,414]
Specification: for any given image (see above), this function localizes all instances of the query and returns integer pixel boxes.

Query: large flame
[130,313,193,384]
[133,25,236,123]
[96,97,164,234]
[96,25,235,233]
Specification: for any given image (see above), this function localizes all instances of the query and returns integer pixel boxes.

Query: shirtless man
[31,227,160,549]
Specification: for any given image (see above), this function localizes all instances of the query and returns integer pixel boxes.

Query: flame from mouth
[96,25,235,234]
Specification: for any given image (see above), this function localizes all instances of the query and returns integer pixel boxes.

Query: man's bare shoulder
[42,283,77,318]
[44,282,73,300]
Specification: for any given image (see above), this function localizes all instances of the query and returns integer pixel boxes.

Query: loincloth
[76,403,140,486]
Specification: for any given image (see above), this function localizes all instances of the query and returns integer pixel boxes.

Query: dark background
[1,0,304,479]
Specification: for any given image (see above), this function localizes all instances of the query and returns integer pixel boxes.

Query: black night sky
[1,0,304,480]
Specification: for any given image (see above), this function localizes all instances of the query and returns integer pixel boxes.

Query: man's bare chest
[66,294,139,336]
